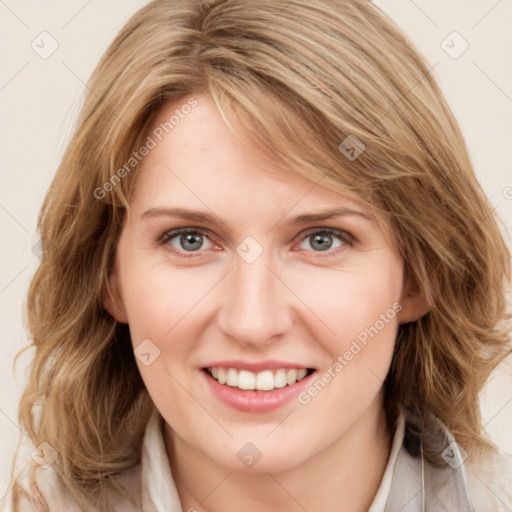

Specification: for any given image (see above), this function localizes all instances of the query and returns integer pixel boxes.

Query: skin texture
[105,92,429,511]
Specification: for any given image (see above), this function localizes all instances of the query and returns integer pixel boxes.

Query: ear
[397,267,431,324]
[102,264,129,323]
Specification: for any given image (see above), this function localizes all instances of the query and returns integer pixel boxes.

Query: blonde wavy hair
[8,0,511,510]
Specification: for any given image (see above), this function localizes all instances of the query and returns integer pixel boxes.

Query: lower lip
[201,370,315,412]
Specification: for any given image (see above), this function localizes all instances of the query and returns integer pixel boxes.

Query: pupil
[312,233,332,251]
[181,233,202,251]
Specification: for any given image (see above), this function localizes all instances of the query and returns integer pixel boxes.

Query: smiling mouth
[203,367,316,392]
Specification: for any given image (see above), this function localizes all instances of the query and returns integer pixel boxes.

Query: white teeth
[286,369,298,385]
[238,370,256,390]
[256,370,274,391]
[274,369,287,388]
[226,368,238,386]
[297,368,307,380]
[207,366,311,391]
[217,368,227,384]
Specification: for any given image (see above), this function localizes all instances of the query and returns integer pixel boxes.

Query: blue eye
[298,229,353,255]
[160,229,214,253]
[159,227,353,258]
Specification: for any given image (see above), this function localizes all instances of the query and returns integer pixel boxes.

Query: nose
[216,248,293,348]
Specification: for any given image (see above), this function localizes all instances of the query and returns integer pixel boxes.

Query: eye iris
[180,232,203,251]
[310,232,333,251]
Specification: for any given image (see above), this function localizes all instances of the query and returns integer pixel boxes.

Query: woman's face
[106,92,426,473]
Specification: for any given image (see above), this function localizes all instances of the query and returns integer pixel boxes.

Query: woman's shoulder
[8,409,164,512]
[10,462,142,512]
[466,450,512,511]
[389,408,512,511]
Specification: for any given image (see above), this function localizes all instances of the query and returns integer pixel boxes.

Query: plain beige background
[1,0,511,503]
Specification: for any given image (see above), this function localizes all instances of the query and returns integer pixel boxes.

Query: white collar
[368,410,406,511]
[140,408,182,512]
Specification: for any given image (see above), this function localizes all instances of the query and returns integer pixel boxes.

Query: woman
[7,0,512,511]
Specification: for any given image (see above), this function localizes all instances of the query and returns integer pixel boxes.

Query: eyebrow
[140,206,373,228]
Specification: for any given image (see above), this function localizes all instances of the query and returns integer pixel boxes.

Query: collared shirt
[14,407,512,511]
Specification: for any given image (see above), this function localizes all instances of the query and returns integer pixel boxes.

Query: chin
[205,432,316,474]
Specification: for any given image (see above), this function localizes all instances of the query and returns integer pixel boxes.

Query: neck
[164,397,394,512]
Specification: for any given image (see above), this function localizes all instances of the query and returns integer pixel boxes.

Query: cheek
[120,265,205,417]
[120,262,220,373]
[121,257,200,332]
[293,265,402,423]
[290,257,403,347]
[289,259,403,407]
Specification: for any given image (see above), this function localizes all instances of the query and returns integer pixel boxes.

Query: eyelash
[158,227,355,259]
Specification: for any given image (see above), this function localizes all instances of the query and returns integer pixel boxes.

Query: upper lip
[202,360,314,373]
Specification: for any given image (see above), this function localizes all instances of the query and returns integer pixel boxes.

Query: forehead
[134,93,368,213]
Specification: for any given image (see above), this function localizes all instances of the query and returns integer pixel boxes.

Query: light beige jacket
[10,408,512,511]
